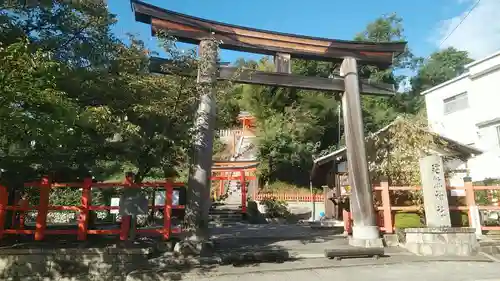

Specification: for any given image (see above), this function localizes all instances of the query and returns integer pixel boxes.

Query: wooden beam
[149,57,395,96]
[132,0,406,68]
[324,247,384,259]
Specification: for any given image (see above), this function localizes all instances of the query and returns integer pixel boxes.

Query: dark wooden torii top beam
[131,0,406,68]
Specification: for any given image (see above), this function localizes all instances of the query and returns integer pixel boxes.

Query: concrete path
[210,224,343,239]
[127,256,499,281]
[190,262,500,281]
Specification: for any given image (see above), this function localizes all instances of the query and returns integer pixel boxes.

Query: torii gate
[131,0,406,246]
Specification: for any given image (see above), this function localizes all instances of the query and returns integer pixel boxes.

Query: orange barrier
[0,176,186,241]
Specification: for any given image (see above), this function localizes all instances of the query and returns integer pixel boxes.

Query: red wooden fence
[0,176,185,241]
[255,193,324,202]
[249,180,500,235]
[372,180,500,234]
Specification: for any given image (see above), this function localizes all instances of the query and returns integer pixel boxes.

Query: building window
[444,92,469,115]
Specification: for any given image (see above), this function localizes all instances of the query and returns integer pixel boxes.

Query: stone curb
[479,244,500,255]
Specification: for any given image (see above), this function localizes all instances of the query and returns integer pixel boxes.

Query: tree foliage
[226,12,476,188]
[1,1,479,211]
[0,1,236,200]
[367,114,440,185]
[411,47,473,94]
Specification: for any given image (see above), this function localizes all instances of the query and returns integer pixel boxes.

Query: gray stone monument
[401,155,479,256]
[419,155,451,227]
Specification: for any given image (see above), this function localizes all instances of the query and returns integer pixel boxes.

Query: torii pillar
[340,57,383,248]
[184,38,218,247]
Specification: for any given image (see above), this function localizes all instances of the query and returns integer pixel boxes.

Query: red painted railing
[371,181,500,233]
[0,177,185,241]
[255,193,325,202]
[339,179,500,235]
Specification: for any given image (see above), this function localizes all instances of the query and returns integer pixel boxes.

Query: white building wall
[423,51,500,182]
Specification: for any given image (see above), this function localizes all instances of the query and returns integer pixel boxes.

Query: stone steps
[209,206,244,226]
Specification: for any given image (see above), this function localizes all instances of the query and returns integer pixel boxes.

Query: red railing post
[343,208,352,235]
[380,180,393,233]
[35,176,50,241]
[464,177,476,226]
[78,177,92,241]
[163,181,173,240]
[240,170,247,213]
[219,179,224,198]
[120,216,131,241]
[0,185,8,239]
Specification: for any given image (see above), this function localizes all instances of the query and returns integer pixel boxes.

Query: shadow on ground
[0,224,346,280]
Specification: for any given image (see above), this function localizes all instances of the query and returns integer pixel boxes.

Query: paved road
[188,261,499,281]
[210,224,343,239]
[128,255,499,281]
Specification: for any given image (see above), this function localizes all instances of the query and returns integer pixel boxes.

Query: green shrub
[260,197,290,218]
[450,211,469,227]
[394,212,423,229]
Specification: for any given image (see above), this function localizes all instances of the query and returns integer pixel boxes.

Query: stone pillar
[340,57,381,247]
[184,39,218,243]
[419,155,451,227]
[274,53,291,73]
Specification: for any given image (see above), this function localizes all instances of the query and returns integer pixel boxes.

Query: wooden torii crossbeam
[132,0,405,68]
[131,0,407,246]
[149,57,396,96]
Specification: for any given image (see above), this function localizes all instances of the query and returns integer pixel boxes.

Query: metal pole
[310,178,315,222]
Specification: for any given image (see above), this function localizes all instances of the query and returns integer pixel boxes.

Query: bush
[450,211,469,227]
[394,211,469,229]
[394,212,423,229]
[246,200,267,224]
[260,197,290,218]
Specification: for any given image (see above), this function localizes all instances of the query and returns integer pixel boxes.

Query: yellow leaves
[367,114,439,185]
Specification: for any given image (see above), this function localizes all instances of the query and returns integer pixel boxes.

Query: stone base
[348,225,383,248]
[403,227,479,256]
[0,246,154,280]
[382,234,400,247]
[348,236,384,248]
[352,225,380,240]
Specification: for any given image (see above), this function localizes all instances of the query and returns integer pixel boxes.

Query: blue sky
[108,0,475,63]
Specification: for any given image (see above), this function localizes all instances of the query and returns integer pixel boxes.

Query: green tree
[233,57,341,186]
[353,13,416,124]
[1,2,239,227]
[411,47,473,94]
[233,14,416,186]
